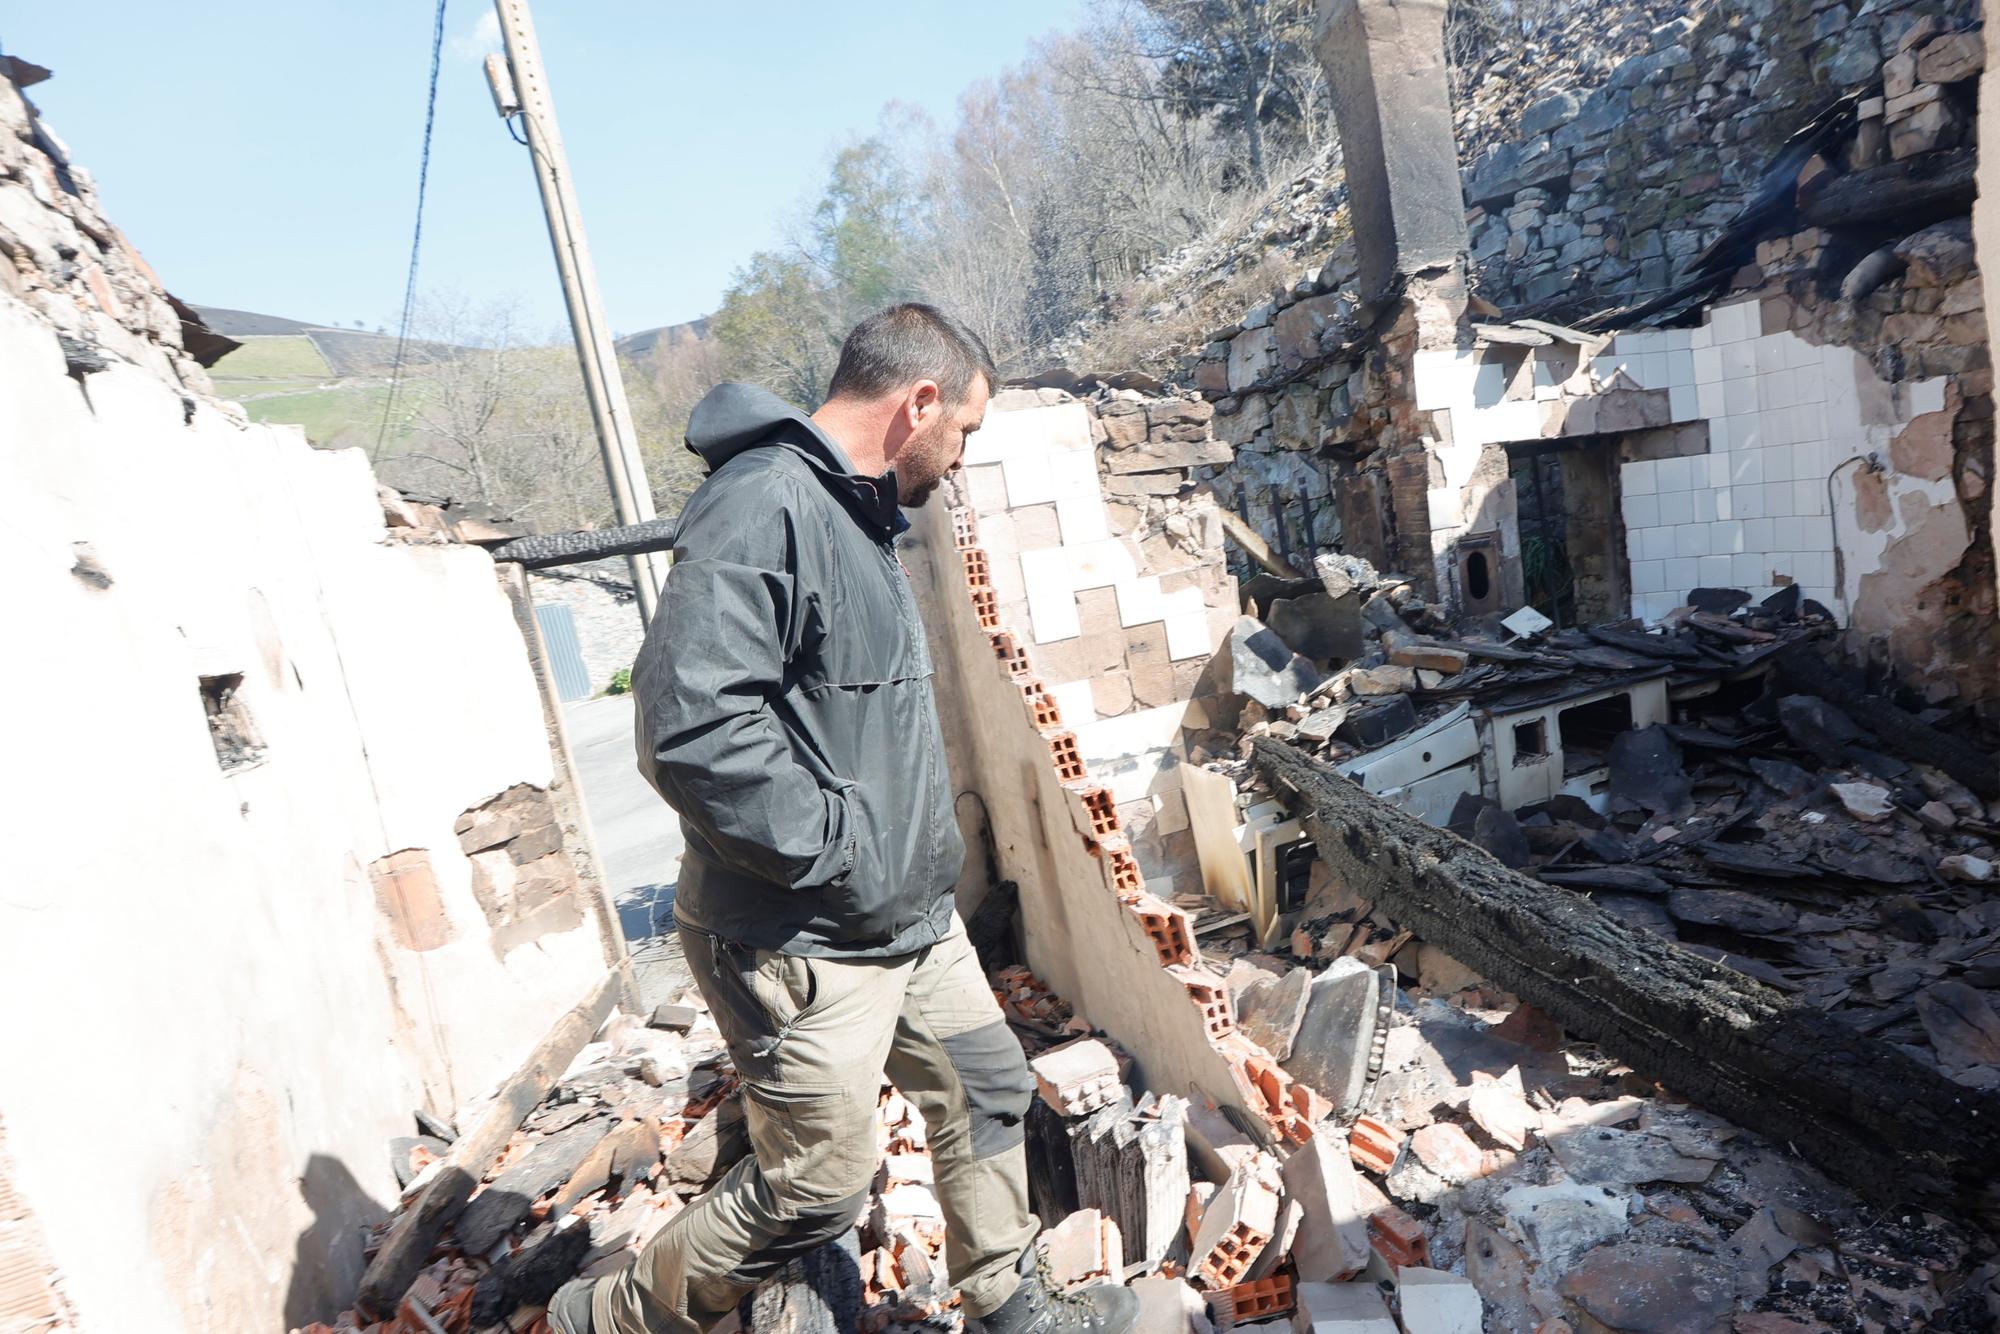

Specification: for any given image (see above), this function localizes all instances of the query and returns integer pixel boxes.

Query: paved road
[565,694,687,1006]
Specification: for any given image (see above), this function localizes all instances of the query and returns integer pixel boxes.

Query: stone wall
[1176,7,1994,708]
[529,561,646,694]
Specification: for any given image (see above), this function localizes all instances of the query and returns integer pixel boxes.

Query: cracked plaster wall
[0,298,615,1330]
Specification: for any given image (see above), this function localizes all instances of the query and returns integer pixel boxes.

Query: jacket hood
[685,382,905,538]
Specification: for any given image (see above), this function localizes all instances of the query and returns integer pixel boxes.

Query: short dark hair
[825,303,997,408]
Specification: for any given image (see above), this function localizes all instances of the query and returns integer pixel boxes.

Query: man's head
[815,303,997,507]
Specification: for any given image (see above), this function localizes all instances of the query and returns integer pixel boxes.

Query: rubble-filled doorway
[1507,439,1626,627]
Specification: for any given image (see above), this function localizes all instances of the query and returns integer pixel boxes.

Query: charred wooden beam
[1251,739,2000,1225]
[1798,149,1975,233]
[357,974,623,1318]
[486,517,679,570]
[1774,644,1998,797]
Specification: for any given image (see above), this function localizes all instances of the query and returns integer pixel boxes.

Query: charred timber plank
[1251,739,2000,1225]
[1774,645,1998,797]
[357,973,623,1318]
[487,518,679,570]
[1798,149,1975,232]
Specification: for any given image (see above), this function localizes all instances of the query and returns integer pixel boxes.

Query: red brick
[1367,1203,1430,1271]
[1214,1272,1294,1322]
[1022,681,1064,730]
[1348,1116,1400,1175]
[1126,892,1195,967]
[1104,843,1145,899]
[962,547,990,588]
[969,585,1000,630]
[1046,730,1088,783]
[951,507,979,550]
[991,631,1032,679]
[1173,966,1235,1041]
[1074,784,1121,839]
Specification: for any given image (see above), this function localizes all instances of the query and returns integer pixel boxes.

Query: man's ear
[906,379,942,427]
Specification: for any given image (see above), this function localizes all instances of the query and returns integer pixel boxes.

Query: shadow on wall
[285,1154,388,1329]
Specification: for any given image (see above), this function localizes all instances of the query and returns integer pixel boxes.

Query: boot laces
[1033,1248,1100,1321]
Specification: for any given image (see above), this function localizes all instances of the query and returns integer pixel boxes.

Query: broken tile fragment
[1394,1266,1482,1334]
[1556,1243,1734,1332]
[1545,1126,1719,1186]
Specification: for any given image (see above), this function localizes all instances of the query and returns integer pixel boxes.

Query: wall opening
[199,673,266,774]
[1557,692,1636,776]
[1456,532,1505,617]
[1512,718,1548,763]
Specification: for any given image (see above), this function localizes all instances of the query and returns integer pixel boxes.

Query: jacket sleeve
[631,477,854,890]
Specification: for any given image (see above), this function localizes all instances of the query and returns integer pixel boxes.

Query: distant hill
[615,317,708,361]
[202,305,711,454]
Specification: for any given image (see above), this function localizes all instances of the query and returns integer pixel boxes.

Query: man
[554,304,1139,1334]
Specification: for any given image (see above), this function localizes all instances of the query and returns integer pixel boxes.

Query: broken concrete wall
[907,394,1332,1148]
[0,63,620,1331]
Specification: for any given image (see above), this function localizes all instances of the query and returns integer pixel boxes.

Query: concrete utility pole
[485,0,663,624]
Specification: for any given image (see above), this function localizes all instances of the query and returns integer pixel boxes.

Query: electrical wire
[372,0,450,457]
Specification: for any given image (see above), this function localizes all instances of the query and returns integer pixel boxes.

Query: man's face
[895,377,989,507]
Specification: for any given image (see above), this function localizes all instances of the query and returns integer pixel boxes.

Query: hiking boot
[546,1276,597,1334]
[965,1247,1139,1334]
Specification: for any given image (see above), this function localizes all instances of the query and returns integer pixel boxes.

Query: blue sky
[5,2,1088,335]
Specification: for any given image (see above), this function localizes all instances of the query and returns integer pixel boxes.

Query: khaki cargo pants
[593,913,1040,1334]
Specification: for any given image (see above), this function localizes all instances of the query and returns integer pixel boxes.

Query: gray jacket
[632,383,965,958]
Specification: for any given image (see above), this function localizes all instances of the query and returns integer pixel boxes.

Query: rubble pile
[1190,549,2000,1094]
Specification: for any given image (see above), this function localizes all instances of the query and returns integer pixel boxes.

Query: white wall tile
[1658,456,1694,493]
[1710,519,1746,554]
[1722,342,1756,380]
[1639,526,1677,561]
[1057,494,1110,545]
[1116,576,1167,627]
[1795,402,1825,443]
[1065,538,1139,590]
[964,463,1010,513]
[1715,487,1734,519]
[1774,515,1807,549]
[1658,490,1696,526]
[1794,365,1824,404]
[1732,552,1767,587]
[1046,448,1100,503]
[1724,379,1758,416]
[1051,678,1097,724]
[1792,479,1824,517]
[1698,383,1726,421]
[1693,346,1723,384]
[1622,493,1660,528]
[1800,514,1833,550]
[964,402,1093,465]
[1674,523,1711,557]
[1690,324,1713,349]
[1692,488,1717,523]
[1729,450,1764,486]
[1909,378,1946,416]
[1744,518,1775,551]
[1755,336,1787,375]
[1764,445,1795,482]
[1623,459,1657,496]
[1001,450,1058,506]
[1697,553,1733,586]
[1670,385,1698,422]
[1630,559,1665,594]
[1664,557,1699,594]
[1667,349,1695,386]
[1165,610,1211,661]
[1020,546,1072,598]
[1707,454,1732,487]
[1733,482,1765,519]
[1763,481,1795,517]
